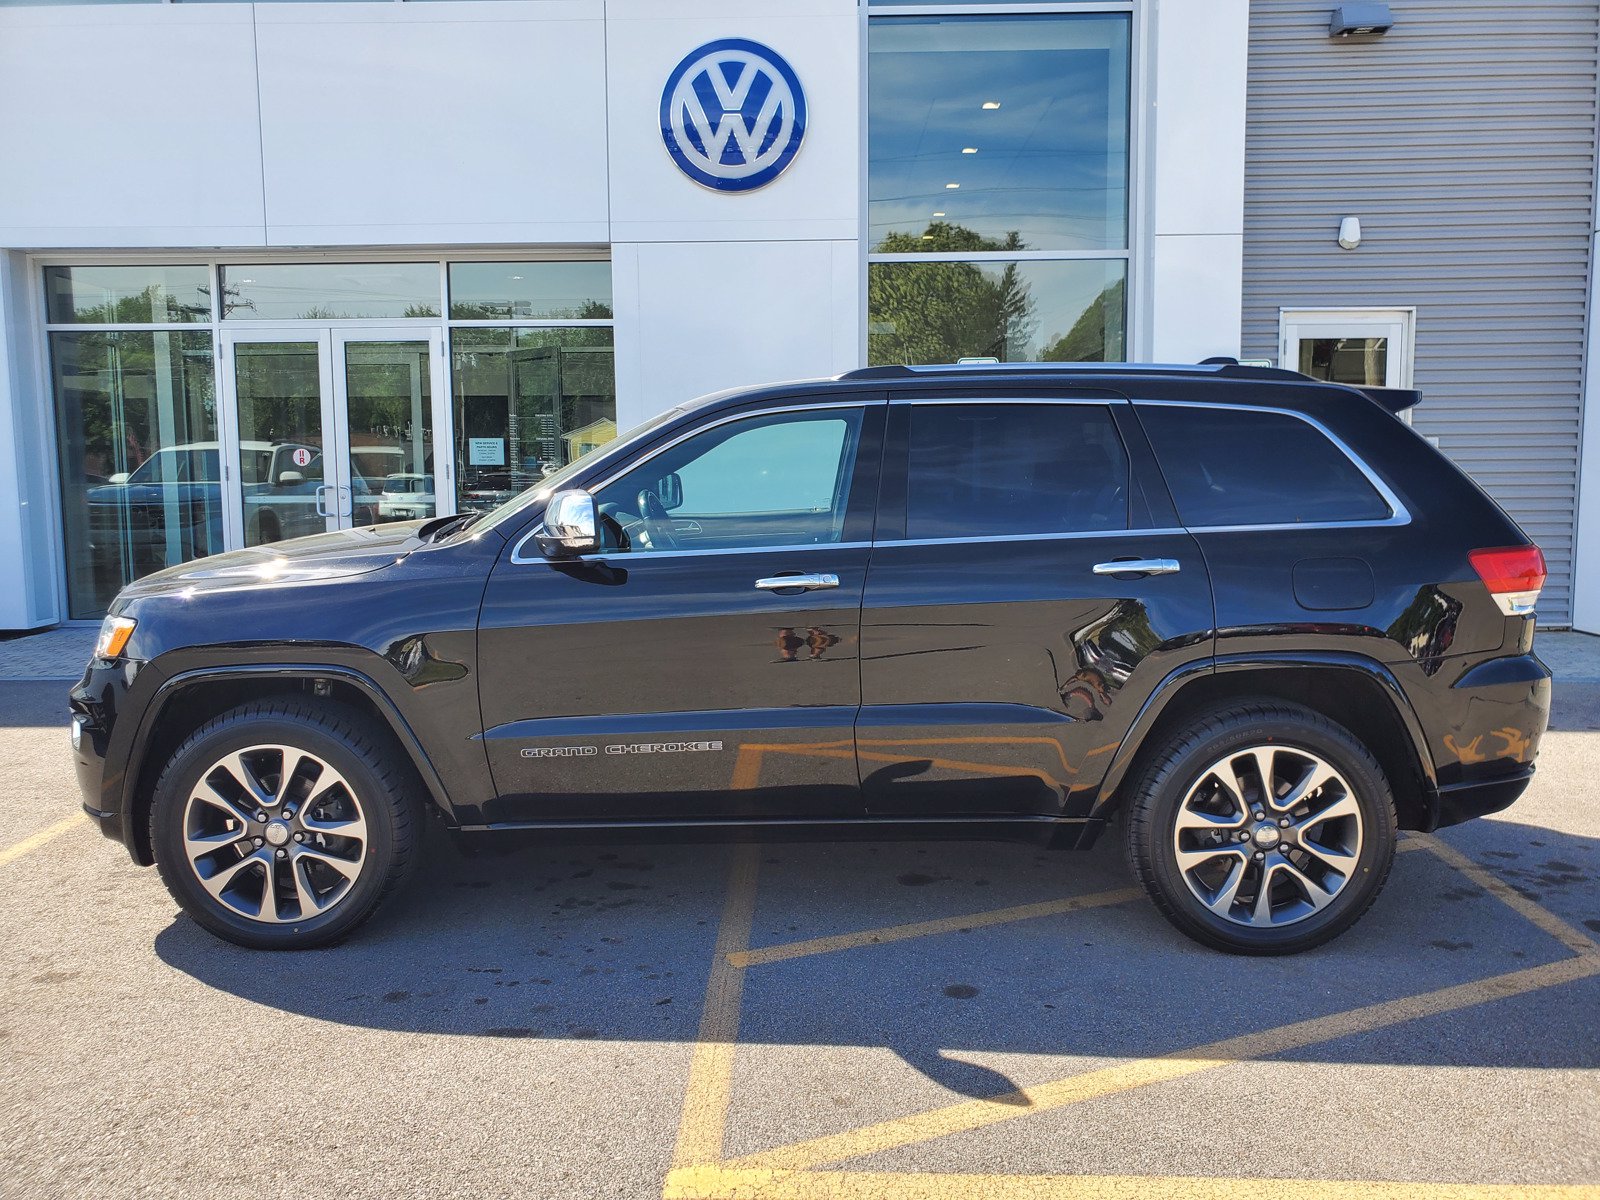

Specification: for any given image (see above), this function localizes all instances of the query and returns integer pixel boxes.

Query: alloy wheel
[1170,744,1364,928]
[181,744,369,924]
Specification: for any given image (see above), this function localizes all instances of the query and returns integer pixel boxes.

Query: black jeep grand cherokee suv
[70,362,1551,954]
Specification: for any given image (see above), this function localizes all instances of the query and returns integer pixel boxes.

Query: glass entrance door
[219,327,450,550]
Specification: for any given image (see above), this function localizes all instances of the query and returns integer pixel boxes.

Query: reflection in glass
[344,341,436,526]
[1298,337,1389,387]
[869,257,1125,364]
[450,328,617,514]
[221,263,439,320]
[448,262,613,320]
[232,342,327,547]
[45,266,211,324]
[51,330,217,619]
[868,14,1130,252]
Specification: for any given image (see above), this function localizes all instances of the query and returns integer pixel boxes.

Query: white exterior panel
[0,6,267,248]
[255,2,611,247]
[613,239,861,430]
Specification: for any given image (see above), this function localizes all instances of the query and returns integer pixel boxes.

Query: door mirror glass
[657,471,683,511]
[537,489,599,556]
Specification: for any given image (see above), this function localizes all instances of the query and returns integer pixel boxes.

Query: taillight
[1469,545,1546,617]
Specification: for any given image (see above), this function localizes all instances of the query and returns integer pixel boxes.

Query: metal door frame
[218,325,452,551]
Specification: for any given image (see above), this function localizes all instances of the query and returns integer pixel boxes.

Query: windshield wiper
[418,511,483,543]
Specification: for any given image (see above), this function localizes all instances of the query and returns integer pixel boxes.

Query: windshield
[472,406,685,532]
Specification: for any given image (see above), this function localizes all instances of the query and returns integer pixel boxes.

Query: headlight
[93,615,137,661]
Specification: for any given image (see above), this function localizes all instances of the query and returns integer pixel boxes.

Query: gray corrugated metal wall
[1241,0,1599,624]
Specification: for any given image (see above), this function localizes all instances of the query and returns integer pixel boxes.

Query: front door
[475,399,886,825]
[859,396,1215,820]
[218,326,450,548]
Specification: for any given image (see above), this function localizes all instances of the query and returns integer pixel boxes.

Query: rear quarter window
[1137,404,1392,527]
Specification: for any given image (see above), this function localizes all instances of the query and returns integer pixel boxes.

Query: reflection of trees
[1040,277,1126,363]
[868,223,1037,364]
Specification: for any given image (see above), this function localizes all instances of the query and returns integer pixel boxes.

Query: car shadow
[154,817,1600,1099]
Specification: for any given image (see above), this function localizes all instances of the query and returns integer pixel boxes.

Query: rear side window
[1138,404,1392,527]
[904,403,1129,539]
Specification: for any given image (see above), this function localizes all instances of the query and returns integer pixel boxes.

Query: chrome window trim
[1132,398,1412,531]
[516,540,875,565]
[510,400,881,565]
[883,527,1185,549]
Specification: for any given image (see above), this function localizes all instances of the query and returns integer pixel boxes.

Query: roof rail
[835,360,1421,415]
[837,360,1307,383]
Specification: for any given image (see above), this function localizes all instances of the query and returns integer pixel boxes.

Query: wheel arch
[122,664,456,866]
[1096,653,1439,831]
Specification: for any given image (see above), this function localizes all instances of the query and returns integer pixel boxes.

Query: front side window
[593,408,864,553]
[1138,405,1392,527]
[903,403,1129,539]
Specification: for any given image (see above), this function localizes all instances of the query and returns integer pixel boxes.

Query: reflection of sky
[869,14,1130,252]
[449,262,613,319]
[223,264,441,320]
[869,259,1125,361]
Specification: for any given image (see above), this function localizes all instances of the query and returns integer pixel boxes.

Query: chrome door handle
[755,573,840,592]
[1092,558,1181,577]
[314,485,333,517]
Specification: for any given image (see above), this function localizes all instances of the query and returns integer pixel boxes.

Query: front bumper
[68,658,135,853]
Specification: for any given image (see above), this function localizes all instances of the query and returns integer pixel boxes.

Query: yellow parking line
[1407,831,1600,957]
[729,887,1144,969]
[672,843,762,1170]
[727,954,1600,1173]
[664,1165,1600,1199]
[0,813,86,868]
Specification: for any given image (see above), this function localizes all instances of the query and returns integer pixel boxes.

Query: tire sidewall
[1137,713,1397,954]
[152,710,399,949]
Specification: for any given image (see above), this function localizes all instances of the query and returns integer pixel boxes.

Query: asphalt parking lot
[2,677,1598,1199]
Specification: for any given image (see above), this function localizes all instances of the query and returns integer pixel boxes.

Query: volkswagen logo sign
[660,38,807,192]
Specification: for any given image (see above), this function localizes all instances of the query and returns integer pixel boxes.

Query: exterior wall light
[1338,216,1362,250]
[1330,4,1395,37]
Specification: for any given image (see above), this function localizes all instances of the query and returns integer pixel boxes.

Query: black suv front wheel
[150,699,420,949]
[1124,701,1397,954]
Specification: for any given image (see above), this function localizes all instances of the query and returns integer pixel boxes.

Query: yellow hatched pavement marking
[724,954,1600,1173]
[1407,831,1600,956]
[0,813,87,867]
[664,1166,1600,1200]
[728,886,1144,969]
[669,833,1600,1198]
[671,843,762,1170]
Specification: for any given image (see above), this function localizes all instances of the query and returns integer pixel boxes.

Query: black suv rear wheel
[150,699,421,950]
[1124,701,1397,954]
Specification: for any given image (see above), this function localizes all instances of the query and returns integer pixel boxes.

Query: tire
[150,699,422,950]
[1123,700,1397,955]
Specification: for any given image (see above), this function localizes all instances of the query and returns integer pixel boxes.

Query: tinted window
[594,408,864,553]
[904,403,1128,538]
[1139,405,1391,527]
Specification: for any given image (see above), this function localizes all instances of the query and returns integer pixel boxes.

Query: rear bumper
[1433,767,1535,829]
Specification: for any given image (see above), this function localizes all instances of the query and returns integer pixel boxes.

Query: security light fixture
[1338,216,1362,250]
[1329,4,1394,37]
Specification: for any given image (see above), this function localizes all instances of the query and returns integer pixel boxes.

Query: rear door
[858,393,1214,819]
[476,397,885,823]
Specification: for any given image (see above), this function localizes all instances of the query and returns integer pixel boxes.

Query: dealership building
[1,0,1598,628]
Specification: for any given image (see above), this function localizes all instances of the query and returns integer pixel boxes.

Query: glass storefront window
[450,328,617,514]
[448,262,613,321]
[868,13,1131,253]
[221,263,440,320]
[45,265,211,324]
[869,258,1125,364]
[51,330,218,620]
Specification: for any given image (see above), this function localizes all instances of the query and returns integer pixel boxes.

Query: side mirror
[535,489,599,557]
[276,470,305,486]
[658,472,683,511]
